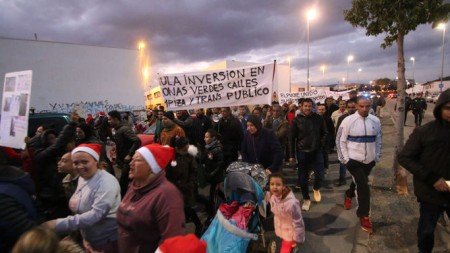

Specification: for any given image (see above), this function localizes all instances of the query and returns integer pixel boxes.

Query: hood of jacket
[0,165,35,195]
[434,88,450,121]
[247,114,262,131]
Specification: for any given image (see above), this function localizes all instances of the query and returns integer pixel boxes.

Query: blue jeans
[418,201,450,253]
[296,150,324,200]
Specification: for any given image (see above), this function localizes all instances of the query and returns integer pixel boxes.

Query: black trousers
[345,159,375,217]
[417,202,450,253]
[117,159,130,197]
[414,111,424,126]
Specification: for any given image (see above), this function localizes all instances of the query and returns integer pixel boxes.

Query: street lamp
[410,57,415,83]
[306,8,317,91]
[437,23,446,93]
[357,68,362,84]
[137,41,146,50]
[346,55,354,88]
[320,65,326,82]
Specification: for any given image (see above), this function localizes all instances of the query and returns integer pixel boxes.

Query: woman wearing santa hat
[117,143,185,253]
[42,143,121,253]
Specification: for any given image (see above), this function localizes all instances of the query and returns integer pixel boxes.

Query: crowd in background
[2,89,448,253]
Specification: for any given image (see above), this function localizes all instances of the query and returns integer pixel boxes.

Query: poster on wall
[0,70,32,149]
[158,63,275,110]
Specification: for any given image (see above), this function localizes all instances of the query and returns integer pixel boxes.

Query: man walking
[334,99,357,186]
[263,104,290,162]
[412,92,427,127]
[336,96,382,233]
[289,98,328,211]
[398,89,450,253]
[108,110,141,196]
[216,107,243,168]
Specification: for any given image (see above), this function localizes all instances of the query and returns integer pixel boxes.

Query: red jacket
[117,171,185,253]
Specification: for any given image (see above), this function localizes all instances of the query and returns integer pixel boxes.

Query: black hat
[247,114,262,131]
[163,111,175,121]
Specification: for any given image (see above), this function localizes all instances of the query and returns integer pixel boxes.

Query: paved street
[188,100,450,253]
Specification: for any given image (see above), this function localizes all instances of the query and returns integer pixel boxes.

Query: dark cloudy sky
[0,0,448,85]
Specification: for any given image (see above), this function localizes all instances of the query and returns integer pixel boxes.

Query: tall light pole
[437,23,446,93]
[346,55,354,89]
[306,8,317,91]
[410,57,415,83]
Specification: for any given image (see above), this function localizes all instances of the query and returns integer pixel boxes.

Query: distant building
[0,37,146,116]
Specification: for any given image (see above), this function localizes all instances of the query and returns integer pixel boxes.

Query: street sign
[439,83,444,88]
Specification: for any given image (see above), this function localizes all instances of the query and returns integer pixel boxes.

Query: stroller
[201,162,273,253]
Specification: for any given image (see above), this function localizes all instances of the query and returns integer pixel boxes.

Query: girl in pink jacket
[269,173,305,253]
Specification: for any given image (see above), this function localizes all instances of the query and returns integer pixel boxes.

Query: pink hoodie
[270,190,305,243]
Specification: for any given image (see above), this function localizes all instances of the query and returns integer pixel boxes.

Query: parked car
[28,113,71,137]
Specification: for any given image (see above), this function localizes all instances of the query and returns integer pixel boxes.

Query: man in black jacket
[108,110,141,196]
[398,88,450,253]
[289,98,328,211]
[216,107,243,168]
[411,92,427,127]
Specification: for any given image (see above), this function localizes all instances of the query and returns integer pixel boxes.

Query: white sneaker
[302,200,311,211]
[313,189,321,202]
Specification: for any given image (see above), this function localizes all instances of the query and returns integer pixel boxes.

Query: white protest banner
[325,90,350,101]
[279,90,327,105]
[158,63,275,110]
[279,90,351,105]
[0,70,32,149]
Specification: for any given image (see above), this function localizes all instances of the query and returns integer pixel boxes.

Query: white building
[0,37,146,116]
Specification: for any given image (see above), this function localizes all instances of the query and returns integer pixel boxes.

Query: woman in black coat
[202,129,225,217]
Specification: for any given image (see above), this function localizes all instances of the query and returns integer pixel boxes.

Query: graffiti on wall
[38,100,144,116]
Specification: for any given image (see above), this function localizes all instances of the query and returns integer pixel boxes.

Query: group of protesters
[1,88,449,253]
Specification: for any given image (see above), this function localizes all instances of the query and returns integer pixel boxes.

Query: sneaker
[334,180,347,187]
[344,196,352,210]
[302,200,311,211]
[313,189,321,202]
[360,217,373,234]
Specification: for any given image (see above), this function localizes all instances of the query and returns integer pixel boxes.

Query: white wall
[0,38,145,116]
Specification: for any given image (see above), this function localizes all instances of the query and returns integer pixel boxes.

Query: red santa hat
[136,144,175,174]
[155,234,207,253]
[71,143,101,161]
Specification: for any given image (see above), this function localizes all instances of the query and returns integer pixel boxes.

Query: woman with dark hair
[166,137,203,236]
[202,129,225,217]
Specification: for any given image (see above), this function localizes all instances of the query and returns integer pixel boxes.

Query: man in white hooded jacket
[336,96,382,234]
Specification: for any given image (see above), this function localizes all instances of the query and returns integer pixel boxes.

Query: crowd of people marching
[1,88,449,253]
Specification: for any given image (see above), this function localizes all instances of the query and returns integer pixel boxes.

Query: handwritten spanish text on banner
[279,90,350,105]
[159,63,275,110]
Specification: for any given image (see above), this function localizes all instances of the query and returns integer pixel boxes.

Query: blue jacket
[241,127,283,173]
